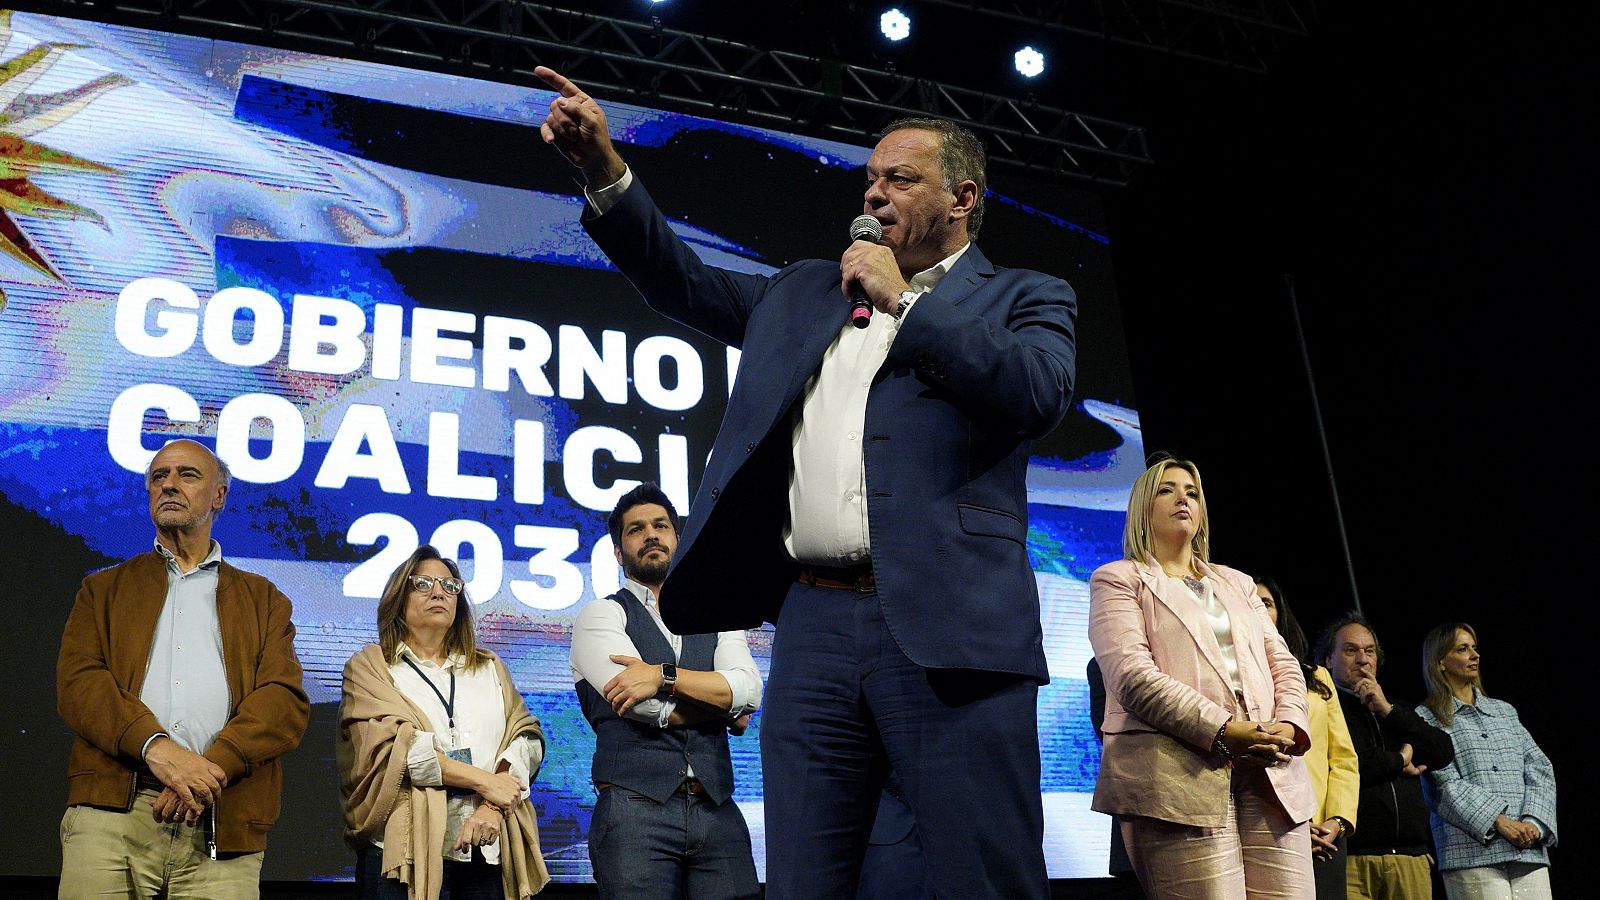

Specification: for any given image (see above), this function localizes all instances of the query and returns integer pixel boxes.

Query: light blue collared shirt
[140,540,230,756]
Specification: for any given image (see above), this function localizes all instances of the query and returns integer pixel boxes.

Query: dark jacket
[57,551,309,852]
[1335,686,1455,856]
[583,180,1078,682]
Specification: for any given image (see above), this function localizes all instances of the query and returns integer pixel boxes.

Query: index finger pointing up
[534,65,588,101]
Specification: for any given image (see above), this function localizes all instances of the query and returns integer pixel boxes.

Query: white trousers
[1441,863,1551,900]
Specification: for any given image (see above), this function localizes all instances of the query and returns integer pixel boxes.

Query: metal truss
[22,0,1154,185]
[920,0,1318,74]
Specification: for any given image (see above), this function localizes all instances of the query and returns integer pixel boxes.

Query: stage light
[1014,46,1045,78]
[880,8,911,42]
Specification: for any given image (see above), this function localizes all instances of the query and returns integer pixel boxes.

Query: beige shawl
[339,644,549,899]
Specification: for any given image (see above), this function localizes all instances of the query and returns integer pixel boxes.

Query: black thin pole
[1284,274,1362,613]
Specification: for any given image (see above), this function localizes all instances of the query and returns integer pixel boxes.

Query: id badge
[444,746,476,796]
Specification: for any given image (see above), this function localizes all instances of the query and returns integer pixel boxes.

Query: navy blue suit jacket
[583,180,1077,681]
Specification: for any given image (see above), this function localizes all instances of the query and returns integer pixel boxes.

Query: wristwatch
[660,662,678,697]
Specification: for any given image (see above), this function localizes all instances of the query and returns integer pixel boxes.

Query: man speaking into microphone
[536,65,1077,900]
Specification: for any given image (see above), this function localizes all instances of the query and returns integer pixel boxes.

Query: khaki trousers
[1346,853,1433,900]
[58,790,263,899]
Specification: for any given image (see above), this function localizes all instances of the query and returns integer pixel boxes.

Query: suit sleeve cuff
[584,166,634,215]
[1288,723,1312,755]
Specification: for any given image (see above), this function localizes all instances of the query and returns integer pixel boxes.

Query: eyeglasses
[409,575,464,595]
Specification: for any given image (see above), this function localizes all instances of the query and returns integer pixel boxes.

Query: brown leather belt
[797,563,876,592]
[136,772,165,792]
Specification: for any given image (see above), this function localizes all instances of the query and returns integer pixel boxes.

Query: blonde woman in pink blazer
[1089,456,1318,898]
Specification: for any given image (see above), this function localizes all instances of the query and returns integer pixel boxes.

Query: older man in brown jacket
[56,439,309,898]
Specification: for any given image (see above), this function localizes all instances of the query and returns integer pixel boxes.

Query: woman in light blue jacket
[1416,622,1556,900]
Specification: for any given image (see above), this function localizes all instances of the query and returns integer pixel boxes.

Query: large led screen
[0,7,1143,881]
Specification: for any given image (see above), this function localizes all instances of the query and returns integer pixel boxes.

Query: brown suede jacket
[56,550,310,852]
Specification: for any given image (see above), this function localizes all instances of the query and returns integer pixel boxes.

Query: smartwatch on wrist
[660,662,678,696]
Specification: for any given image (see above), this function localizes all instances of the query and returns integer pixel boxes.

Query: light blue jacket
[1417,693,1557,871]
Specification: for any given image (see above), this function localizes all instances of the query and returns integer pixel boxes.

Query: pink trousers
[1120,767,1315,899]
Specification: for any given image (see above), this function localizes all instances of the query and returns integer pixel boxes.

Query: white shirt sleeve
[570,597,672,727]
[499,734,545,788]
[406,730,444,787]
[584,166,634,216]
[714,630,763,717]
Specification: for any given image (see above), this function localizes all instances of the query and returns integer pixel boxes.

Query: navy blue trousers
[587,785,760,900]
[761,582,1049,899]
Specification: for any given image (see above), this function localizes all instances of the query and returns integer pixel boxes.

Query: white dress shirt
[587,167,970,565]
[569,577,762,729]
[782,246,964,564]
[391,644,542,863]
[1178,576,1243,692]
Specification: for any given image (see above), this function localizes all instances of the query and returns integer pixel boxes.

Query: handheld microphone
[847,215,883,328]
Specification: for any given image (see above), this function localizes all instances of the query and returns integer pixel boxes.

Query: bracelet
[1211,722,1232,760]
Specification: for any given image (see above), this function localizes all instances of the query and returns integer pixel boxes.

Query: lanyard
[402,655,457,743]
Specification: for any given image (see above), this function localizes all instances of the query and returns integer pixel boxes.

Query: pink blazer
[1088,558,1317,828]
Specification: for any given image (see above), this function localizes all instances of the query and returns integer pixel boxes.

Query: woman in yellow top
[1254,576,1359,900]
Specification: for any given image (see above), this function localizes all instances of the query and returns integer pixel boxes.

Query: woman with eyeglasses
[1415,623,1557,900]
[339,545,550,899]
[1089,456,1317,898]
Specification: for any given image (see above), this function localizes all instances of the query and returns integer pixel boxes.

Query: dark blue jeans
[587,785,760,900]
[356,842,503,900]
[761,583,1048,900]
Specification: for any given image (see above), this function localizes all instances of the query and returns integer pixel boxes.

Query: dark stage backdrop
[0,9,1140,882]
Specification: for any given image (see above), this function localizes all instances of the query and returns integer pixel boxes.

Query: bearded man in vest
[571,483,763,899]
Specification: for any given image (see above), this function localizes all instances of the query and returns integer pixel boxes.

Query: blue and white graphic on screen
[0,9,1140,881]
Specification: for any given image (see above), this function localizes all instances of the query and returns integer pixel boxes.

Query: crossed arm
[570,596,760,731]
